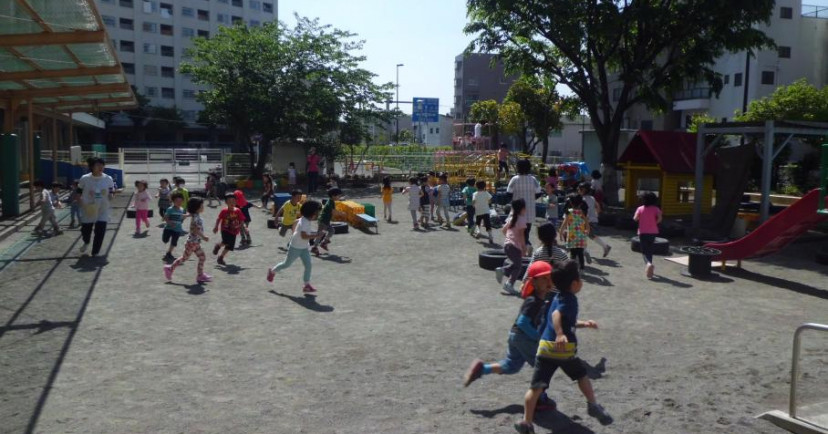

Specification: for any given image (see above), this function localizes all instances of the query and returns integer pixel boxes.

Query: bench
[355,213,378,234]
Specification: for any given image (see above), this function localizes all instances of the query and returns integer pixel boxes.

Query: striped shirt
[507,174,542,220]
[523,245,570,284]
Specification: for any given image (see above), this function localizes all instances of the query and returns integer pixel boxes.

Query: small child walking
[419,176,431,228]
[402,177,421,230]
[578,183,611,258]
[435,174,451,227]
[131,180,152,235]
[261,173,274,211]
[381,176,393,222]
[67,180,82,229]
[560,194,589,272]
[34,181,63,235]
[312,187,343,256]
[495,198,528,295]
[212,193,248,265]
[287,162,297,191]
[461,177,477,235]
[165,197,211,283]
[514,260,613,433]
[267,200,321,293]
[472,180,493,243]
[162,192,188,262]
[633,192,662,279]
[156,178,171,220]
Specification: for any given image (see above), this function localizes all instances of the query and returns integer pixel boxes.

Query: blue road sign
[412,97,439,123]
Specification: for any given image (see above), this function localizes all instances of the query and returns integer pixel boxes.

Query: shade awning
[0,0,136,114]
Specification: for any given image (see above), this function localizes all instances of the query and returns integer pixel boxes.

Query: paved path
[1,189,827,433]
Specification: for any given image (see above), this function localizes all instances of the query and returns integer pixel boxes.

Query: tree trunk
[597,124,622,205]
[541,136,550,165]
[254,140,270,178]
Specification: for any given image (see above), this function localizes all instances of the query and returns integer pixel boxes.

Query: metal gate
[120,148,225,188]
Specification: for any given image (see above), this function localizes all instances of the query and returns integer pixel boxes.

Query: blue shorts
[498,331,538,375]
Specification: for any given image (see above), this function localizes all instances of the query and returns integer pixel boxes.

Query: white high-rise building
[95,0,278,126]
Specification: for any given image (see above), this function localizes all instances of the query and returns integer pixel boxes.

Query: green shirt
[319,199,335,225]
[461,186,476,206]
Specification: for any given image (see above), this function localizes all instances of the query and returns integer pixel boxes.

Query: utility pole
[396,63,404,143]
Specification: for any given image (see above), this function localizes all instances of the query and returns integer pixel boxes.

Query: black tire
[479,249,507,270]
[658,224,685,238]
[816,249,828,265]
[615,216,637,230]
[331,221,349,234]
[267,218,278,229]
[126,209,136,218]
[630,236,671,255]
[598,214,617,227]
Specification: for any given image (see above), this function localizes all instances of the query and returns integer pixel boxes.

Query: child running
[212,192,248,265]
[514,260,612,433]
[402,177,421,230]
[381,176,393,222]
[164,197,211,283]
[463,261,558,412]
[461,177,477,235]
[261,173,274,212]
[495,198,527,295]
[67,180,81,229]
[435,174,451,227]
[275,189,303,245]
[419,176,431,228]
[578,183,611,259]
[162,192,188,262]
[33,181,63,236]
[523,223,570,281]
[472,180,493,243]
[559,194,589,272]
[233,189,260,245]
[156,178,171,221]
[267,200,321,293]
[172,177,189,205]
[633,192,662,279]
[131,180,152,235]
[311,187,343,256]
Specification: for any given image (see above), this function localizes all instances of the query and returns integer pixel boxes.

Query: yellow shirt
[381,186,393,203]
[281,201,301,226]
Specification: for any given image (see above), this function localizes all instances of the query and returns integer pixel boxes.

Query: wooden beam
[0,30,106,47]
[49,96,135,110]
[27,102,34,210]
[2,83,130,98]
[52,116,57,181]
[0,66,122,81]
[14,0,53,32]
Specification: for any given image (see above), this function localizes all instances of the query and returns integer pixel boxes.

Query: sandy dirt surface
[1,187,827,434]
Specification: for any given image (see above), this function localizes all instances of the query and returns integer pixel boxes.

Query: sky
[279,0,828,116]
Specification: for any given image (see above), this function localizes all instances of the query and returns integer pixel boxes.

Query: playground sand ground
[1,189,827,433]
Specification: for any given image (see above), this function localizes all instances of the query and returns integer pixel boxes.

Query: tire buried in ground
[630,236,671,255]
[331,221,349,234]
[479,249,507,270]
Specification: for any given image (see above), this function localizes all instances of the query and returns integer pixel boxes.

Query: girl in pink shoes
[267,200,321,293]
[165,197,212,284]
[633,192,662,279]
[131,180,152,235]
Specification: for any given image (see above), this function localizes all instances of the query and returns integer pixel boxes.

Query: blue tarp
[39,160,124,188]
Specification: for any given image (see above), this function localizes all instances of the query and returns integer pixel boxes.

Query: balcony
[672,87,711,111]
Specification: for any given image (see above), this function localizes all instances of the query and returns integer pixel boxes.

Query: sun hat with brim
[521,261,553,298]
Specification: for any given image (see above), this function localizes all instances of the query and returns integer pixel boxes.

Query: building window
[640,120,654,131]
[677,180,694,204]
[182,27,195,37]
[250,20,260,27]
[197,9,209,21]
[723,74,729,85]
[161,87,175,99]
[182,110,197,122]
[217,13,229,23]
[263,2,273,13]
[119,40,134,52]
[161,45,174,57]
[466,78,478,87]
[160,2,173,18]
[143,22,157,33]
[734,73,743,87]
[122,62,135,74]
[250,0,261,10]
[145,86,158,97]
[197,30,210,38]
[102,15,116,27]
[217,0,228,3]
[612,87,622,102]
[143,1,158,13]
[761,71,775,85]
[143,43,157,54]
[183,89,196,99]
[435,128,440,134]
[182,7,194,17]
[119,18,134,30]
[778,46,791,58]
[144,64,158,76]
[161,66,175,78]
[780,6,793,19]
[160,24,173,35]
[232,0,243,6]
[119,0,133,7]
[232,16,243,24]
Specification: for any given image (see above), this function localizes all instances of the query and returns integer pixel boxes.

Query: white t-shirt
[288,167,297,183]
[583,194,599,223]
[472,190,492,215]
[591,178,603,192]
[290,217,312,249]
[78,173,115,223]
[41,189,55,211]
[474,123,482,138]
[407,185,421,211]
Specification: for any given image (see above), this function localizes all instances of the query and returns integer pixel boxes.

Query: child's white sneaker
[495,267,504,284]
[502,282,518,295]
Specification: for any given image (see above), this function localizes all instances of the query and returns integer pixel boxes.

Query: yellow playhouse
[618,130,717,216]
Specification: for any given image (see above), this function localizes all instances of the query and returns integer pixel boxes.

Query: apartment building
[95,0,277,141]
[452,53,517,123]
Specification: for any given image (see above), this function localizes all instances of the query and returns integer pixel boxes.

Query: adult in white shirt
[506,159,542,253]
[78,157,116,256]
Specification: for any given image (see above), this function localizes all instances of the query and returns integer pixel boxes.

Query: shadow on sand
[470,404,596,433]
[269,290,334,312]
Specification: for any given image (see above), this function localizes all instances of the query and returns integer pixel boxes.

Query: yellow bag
[536,340,577,360]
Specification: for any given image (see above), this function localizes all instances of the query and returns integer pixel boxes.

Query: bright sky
[279,0,828,116]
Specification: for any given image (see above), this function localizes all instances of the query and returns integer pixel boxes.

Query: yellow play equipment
[433,151,543,188]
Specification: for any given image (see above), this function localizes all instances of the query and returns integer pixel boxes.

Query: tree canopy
[180,16,394,176]
[505,76,572,161]
[736,79,828,124]
[465,0,775,202]
[469,99,501,145]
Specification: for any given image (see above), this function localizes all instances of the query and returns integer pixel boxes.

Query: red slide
[705,189,828,262]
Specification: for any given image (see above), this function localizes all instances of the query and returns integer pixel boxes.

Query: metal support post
[760,120,774,223]
[692,126,706,232]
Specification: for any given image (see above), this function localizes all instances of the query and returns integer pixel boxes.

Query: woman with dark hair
[506,159,542,254]
[306,147,321,194]
[78,157,116,257]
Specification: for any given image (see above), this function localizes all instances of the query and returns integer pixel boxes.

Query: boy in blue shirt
[463,261,557,411]
[514,260,612,433]
[162,192,188,262]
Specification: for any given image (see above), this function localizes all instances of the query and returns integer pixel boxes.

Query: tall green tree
[181,17,394,177]
[498,101,528,151]
[505,77,570,161]
[465,0,775,203]
[469,99,501,147]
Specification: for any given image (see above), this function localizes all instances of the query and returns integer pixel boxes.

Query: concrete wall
[270,142,306,174]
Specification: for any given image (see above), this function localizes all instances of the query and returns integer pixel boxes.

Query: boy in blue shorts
[162,192,188,262]
[463,261,557,411]
[514,260,612,433]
